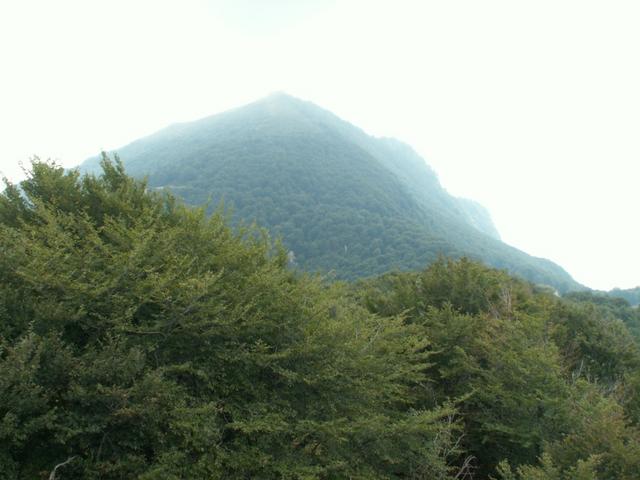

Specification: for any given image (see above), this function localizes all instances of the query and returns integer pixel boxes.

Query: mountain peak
[79,95,581,292]
[265,90,299,101]
[258,91,312,110]
[237,91,325,124]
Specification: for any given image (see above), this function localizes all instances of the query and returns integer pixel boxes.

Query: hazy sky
[1,0,638,290]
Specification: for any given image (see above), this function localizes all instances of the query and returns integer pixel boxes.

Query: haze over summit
[1,0,639,290]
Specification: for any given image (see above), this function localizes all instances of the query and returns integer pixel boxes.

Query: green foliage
[0,157,458,479]
[354,258,640,478]
[606,287,640,307]
[564,290,640,342]
[494,453,600,480]
[2,157,637,479]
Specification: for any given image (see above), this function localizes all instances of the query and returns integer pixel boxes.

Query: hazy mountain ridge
[81,93,581,292]
[455,197,501,240]
[605,286,640,306]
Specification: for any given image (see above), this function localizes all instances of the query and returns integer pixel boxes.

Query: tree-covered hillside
[354,260,640,480]
[1,159,638,479]
[564,290,640,339]
[81,93,581,293]
[605,287,640,307]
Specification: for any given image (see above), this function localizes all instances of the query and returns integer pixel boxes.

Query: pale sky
[1,0,638,290]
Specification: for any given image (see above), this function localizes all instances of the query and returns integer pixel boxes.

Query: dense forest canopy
[1,158,639,479]
[80,93,582,293]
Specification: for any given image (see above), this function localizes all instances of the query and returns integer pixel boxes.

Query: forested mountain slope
[81,93,581,292]
[606,286,640,306]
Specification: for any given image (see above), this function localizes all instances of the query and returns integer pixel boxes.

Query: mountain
[81,92,582,292]
[605,287,640,307]
[456,197,501,240]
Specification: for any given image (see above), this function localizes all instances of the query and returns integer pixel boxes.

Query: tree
[0,156,458,479]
